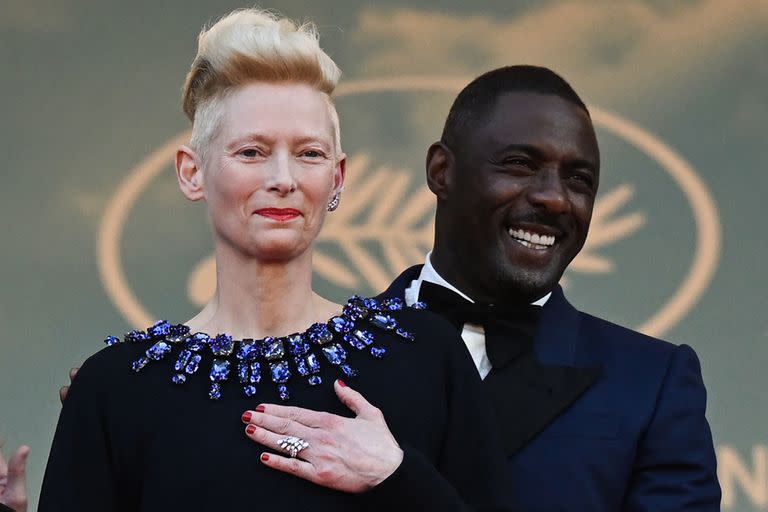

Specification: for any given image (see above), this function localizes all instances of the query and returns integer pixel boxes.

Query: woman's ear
[176,145,205,201]
[332,152,346,195]
[425,142,453,200]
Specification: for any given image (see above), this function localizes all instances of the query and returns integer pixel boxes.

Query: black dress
[39,297,512,511]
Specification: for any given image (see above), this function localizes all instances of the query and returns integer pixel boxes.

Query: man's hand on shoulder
[58,367,79,404]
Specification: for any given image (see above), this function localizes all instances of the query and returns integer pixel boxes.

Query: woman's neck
[185,244,340,339]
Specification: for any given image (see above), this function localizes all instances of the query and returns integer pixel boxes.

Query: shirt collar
[405,252,551,307]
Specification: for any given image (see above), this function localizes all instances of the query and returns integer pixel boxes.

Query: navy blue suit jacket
[381,266,720,511]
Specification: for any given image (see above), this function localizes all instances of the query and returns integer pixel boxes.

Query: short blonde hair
[182,9,342,160]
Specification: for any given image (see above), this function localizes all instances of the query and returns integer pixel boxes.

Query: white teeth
[507,228,556,248]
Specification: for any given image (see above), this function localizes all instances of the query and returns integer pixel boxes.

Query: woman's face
[197,82,344,262]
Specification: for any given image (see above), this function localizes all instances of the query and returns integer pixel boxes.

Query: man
[377,65,721,510]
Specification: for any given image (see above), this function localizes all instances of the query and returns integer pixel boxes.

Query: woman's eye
[240,149,259,158]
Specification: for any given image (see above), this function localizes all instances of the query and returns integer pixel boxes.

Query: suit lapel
[381,273,601,456]
[485,287,601,455]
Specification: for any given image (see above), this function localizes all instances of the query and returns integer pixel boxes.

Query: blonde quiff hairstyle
[182,9,343,161]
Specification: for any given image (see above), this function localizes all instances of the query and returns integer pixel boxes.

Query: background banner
[1,1,766,509]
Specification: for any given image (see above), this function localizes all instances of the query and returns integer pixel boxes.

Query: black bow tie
[417,281,542,369]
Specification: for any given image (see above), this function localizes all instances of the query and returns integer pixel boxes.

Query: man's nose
[527,169,571,215]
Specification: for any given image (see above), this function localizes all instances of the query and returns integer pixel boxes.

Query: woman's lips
[254,208,301,221]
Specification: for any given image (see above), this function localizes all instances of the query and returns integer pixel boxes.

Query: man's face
[437,92,600,303]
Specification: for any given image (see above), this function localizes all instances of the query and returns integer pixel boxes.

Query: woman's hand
[0,445,29,512]
[242,380,403,493]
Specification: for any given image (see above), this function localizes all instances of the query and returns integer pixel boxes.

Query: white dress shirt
[404,252,550,379]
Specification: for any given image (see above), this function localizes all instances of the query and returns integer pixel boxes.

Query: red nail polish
[337,379,347,387]
[242,411,252,423]
[261,453,270,462]
[246,424,256,435]
[255,404,265,413]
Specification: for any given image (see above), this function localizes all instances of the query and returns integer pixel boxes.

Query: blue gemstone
[211,334,234,356]
[148,320,171,338]
[306,353,321,374]
[237,362,249,383]
[209,383,221,400]
[370,346,388,359]
[243,385,257,396]
[277,384,290,401]
[322,343,347,365]
[363,298,380,309]
[171,373,186,384]
[146,341,171,361]
[174,349,192,371]
[295,356,310,377]
[411,301,427,310]
[343,304,370,320]
[104,335,120,346]
[185,354,202,374]
[169,324,190,337]
[382,298,404,311]
[287,334,310,355]
[307,323,333,345]
[263,337,285,361]
[209,359,231,382]
[396,328,415,341]
[269,361,291,383]
[236,339,259,361]
[125,330,148,343]
[339,364,358,378]
[308,375,322,386]
[131,356,149,372]
[370,313,397,330]
[330,316,354,334]
[354,329,374,346]
[186,333,210,351]
[249,362,262,383]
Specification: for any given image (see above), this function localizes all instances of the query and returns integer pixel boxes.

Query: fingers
[333,380,382,421]
[59,367,79,404]
[0,446,29,511]
[252,403,337,429]
[259,452,317,482]
[59,386,69,404]
[244,424,312,461]
[0,446,7,476]
[5,446,29,496]
[242,410,315,439]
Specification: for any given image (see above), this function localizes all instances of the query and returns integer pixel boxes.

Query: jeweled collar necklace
[104,296,426,401]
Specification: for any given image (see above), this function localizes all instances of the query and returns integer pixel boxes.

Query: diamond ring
[277,436,310,458]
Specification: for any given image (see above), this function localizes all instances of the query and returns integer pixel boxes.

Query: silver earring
[327,193,341,212]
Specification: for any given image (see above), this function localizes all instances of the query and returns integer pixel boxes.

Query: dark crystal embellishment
[263,337,285,361]
[112,294,416,401]
[104,336,120,346]
[236,339,260,361]
[370,313,397,330]
[307,323,333,345]
[148,320,171,338]
[322,343,347,365]
[270,361,291,383]
[209,359,231,382]
[330,316,354,334]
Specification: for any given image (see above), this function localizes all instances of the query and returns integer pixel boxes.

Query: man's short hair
[441,65,588,149]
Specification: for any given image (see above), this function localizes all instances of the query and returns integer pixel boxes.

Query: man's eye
[302,150,324,158]
[569,173,595,188]
[504,158,532,168]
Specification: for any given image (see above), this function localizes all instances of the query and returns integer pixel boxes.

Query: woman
[39,9,510,511]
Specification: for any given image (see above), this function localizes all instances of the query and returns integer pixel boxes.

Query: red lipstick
[254,208,301,221]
